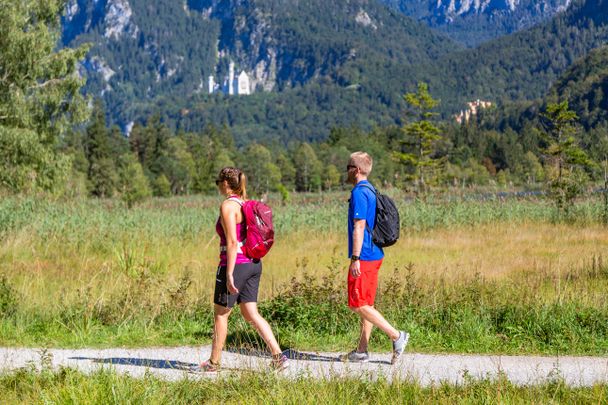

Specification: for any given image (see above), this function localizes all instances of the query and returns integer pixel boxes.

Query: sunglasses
[346,165,357,171]
[215,179,222,185]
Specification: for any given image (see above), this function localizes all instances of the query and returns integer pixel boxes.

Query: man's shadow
[225,329,391,365]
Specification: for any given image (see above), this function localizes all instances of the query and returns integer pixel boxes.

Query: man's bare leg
[351,305,399,341]
[357,317,373,353]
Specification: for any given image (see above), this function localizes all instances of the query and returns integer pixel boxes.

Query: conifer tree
[540,101,596,215]
[83,101,117,197]
[396,83,444,193]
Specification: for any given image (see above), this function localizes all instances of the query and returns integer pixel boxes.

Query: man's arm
[350,218,366,277]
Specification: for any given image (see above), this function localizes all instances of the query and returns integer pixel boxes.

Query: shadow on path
[227,347,391,365]
[69,357,196,371]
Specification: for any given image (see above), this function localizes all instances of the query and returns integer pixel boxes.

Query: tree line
[56,84,607,211]
[2,0,607,216]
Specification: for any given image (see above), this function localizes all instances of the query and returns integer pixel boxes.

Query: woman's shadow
[68,357,197,371]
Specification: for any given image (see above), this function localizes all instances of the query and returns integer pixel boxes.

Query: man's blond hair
[350,151,373,176]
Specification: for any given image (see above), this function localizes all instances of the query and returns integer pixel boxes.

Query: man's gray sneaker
[391,331,409,364]
[339,350,369,363]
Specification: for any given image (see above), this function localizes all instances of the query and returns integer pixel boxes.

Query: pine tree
[396,83,444,193]
[83,101,117,197]
[540,101,596,215]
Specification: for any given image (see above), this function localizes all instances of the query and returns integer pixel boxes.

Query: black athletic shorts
[213,261,262,308]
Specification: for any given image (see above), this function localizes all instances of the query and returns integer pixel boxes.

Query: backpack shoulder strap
[358,183,377,195]
[354,183,377,236]
[226,197,244,206]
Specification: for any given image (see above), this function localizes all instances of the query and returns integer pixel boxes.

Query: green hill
[62,0,608,143]
[548,46,608,129]
[63,0,459,142]
[435,0,608,109]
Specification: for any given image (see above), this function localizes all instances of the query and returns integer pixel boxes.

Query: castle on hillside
[454,99,493,124]
[208,62,252,96]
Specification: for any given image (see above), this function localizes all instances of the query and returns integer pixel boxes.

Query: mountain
[380,0,572,46]
[431,0,608,111]
[62,0,608,143]
[486,46,608,133]
[62,0,459,141]
[547,46,608,130]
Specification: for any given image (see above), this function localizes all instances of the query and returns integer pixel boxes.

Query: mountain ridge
[62,0,459,136]
[61,0,608,143]
[380,0,572,46]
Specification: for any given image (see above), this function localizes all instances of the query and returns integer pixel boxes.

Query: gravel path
[1,346,607,387]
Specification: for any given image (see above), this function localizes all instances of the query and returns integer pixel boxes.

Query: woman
[196,167,288,372]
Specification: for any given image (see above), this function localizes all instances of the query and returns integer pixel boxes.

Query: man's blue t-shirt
[348,180,384,261]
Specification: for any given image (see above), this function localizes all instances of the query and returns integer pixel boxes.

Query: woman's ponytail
[235,172,247,200]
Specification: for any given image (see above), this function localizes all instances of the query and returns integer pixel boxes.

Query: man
[341,151,409,364]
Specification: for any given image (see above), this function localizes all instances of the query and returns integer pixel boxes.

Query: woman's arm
[220,200,241,294]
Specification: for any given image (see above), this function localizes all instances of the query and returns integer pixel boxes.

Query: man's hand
[227,274,239,294]
[349,259,361,278]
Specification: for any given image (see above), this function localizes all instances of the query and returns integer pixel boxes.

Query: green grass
[0,193,607,354]
[1,193,605,244]
[1,262,607,355]
[0,367,606,404]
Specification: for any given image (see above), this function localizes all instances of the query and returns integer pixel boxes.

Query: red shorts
[348,259,383,308]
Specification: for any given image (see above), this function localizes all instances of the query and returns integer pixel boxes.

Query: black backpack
[360,184,400,248]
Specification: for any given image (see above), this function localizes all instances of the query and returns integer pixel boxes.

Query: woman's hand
[227,274,239,294]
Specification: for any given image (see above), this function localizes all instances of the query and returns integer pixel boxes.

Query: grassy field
[0,367,607,404]
[0,193,607,354]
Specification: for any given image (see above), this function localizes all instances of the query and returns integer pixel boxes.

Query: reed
[0,194,606,353]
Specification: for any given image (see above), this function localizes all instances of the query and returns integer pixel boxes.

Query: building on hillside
[237,70,251,95]
[227,62,235,95]
[208,75,216,94]
[208,61,252,96]
[454,99,493,124]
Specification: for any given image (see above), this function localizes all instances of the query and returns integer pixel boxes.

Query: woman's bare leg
[240,302,282,356]
[210,304,232,364]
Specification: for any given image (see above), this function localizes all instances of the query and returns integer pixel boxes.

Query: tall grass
[1,255,606,354]
[2,193,605,246]
[0,367,606,404]
[0,193,607,353]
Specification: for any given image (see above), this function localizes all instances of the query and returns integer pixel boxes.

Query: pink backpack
[230,198,274,260]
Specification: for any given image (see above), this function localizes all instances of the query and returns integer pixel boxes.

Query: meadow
[0,192,607,355]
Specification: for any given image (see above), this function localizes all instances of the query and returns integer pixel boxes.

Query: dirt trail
[1,346,607,386]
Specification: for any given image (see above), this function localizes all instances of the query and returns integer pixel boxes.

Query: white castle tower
[237,71,251,95]
[208,75,215,94]
[228,62,235,95]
